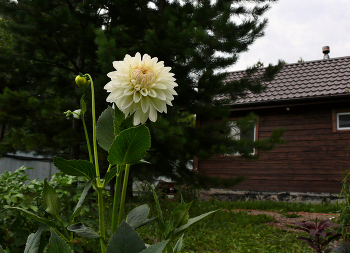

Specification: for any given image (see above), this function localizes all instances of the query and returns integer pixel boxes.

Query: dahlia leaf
[42,180,61,217]
[108,125,151,165]
[97,106,115,151]
[53,157,96,180]
[106,221,146,253]
[24,227,44,253]
[139,240,169,253]
[126,204,150,229]
[67,223,100,238]
[70,178,94,222]
[45,228,74,253]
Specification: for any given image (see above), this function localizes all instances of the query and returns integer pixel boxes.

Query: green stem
[118,164,130,226]
[86,74,101,187]
[111,165,123,232]
[82,115,93,163]
[97,188,107,253]
[54,214,73,249]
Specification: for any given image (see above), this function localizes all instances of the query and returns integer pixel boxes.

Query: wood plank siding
[198,101,350,193]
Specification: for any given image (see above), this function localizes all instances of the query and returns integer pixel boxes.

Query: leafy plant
[1,67,216,252]
[296,218,342,253]
[339,169,350,243]
[148,184,217,253]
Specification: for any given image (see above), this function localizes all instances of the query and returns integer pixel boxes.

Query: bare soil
[229,209,340,232]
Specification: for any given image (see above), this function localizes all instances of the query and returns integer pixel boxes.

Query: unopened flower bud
[64,109,81,120]
[75,74,90,87]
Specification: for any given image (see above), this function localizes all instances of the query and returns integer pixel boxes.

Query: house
[196,54,350,199]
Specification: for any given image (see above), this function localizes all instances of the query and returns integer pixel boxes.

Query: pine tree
[0,0,107,159]
[95,0,285,186]
[0,0,284,187]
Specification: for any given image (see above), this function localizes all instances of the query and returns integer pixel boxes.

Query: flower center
[131,66,155,89]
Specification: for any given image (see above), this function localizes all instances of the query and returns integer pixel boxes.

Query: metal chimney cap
[322,46,330,59]
[322,46,330,54]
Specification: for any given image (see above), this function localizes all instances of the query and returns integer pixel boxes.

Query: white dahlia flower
[105,52,178,125]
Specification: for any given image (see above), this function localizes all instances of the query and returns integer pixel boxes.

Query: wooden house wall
[198,102,350,193]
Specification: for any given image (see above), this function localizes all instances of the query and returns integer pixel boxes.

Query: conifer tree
[0,0,284,187]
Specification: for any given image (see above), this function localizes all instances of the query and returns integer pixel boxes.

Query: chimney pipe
[322,46,330,59]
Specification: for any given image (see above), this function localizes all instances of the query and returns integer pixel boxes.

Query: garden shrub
[0,166,101,253]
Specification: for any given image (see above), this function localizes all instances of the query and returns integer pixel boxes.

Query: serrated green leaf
[134,217,157,230]
[70,179,93,222]
[147,183,165,231]
[139,240,169,253]
[166,200,192,238]
[42,180,61,216]
[126,204,150,229]
[173,210,217,237]
[106,221,146,253]
[45,228,73,253]
[97,106,115,151]
[114,106,125,135]
[104,166,118,185]
[8,207,56,228]
[108,125,151,166]
[24,227,44,253]
[53,157,96,180]
[67,223,100,239]
[173,235,184,253]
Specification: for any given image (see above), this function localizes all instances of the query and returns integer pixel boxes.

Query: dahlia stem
[111,165,123,232]
[97,187,106,253]
[118,164,130,226]
[86,74,101,187]
[86,73,105,253]
[81,114,93,163]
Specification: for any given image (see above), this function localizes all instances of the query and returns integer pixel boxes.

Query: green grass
[136,200,341,253]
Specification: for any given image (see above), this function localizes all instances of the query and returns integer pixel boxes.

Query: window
[337,112,350,130]
[227,121,257,155]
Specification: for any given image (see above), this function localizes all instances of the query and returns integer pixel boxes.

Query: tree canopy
[0,0,284,186]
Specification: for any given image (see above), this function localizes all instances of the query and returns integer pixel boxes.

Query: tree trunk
[0,123,5,142]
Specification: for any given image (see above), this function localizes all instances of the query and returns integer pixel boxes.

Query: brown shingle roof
[228,56,350,105]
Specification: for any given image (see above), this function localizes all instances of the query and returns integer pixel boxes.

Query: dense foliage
[0,0,285,186]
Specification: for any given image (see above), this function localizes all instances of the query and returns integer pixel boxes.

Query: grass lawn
[137,199,342,253]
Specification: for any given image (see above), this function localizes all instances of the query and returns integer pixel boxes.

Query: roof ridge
[229,55,350,73]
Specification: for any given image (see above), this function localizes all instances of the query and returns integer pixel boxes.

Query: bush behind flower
[0,167,102,253]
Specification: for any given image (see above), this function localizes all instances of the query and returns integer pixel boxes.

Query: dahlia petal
[120,95,134,110]
[133,110,141,125]
[140,88,148,96]
[141,96,150,113]
[154,83,167,89]
[133,91,141,103]
[124,86,134,95]
[165,99,173,106]
[153,89,167,101]
[148,89,157,98]
[106,89,124,101]
[107,71,118,79]
[149,106,157,122]
[135,52,142,66]
[139,109,149,124]
[163,89,174,100]
[150,97,166,112]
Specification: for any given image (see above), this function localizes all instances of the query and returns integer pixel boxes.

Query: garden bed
[229,209,340,232]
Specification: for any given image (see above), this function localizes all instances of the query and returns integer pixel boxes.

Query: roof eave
[229,93,350,111]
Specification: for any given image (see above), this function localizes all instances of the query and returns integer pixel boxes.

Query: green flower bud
[75,75,90,87]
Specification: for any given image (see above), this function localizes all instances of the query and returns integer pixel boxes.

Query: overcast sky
[229,0,350,71]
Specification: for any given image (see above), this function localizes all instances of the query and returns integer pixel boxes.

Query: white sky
[229,0,350,71]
